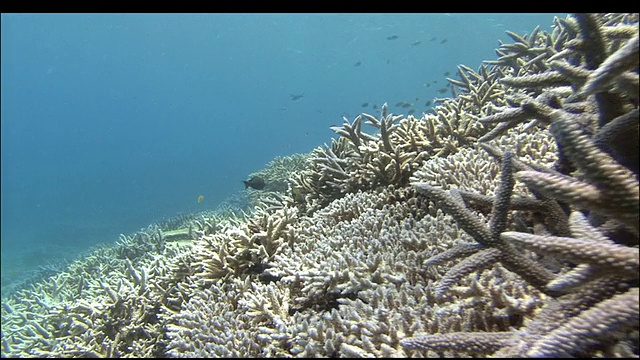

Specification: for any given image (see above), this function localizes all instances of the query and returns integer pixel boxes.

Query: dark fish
[440,38,448,44]
[246,262,272,275]
[395,102,403,107]
[425,100,432,106]
[411,41,422,46]
[444,71,450,76]
[243,176,265,190]
[354,61,362,67]
[361,102,369,107]
[290,93,304,101]
[401,103,412,108]
[386,59,391,64]
[430,36,437,42]
[372,104,378,109]
[387,35,399,40]
[433,80,438,83]
[425,83,431,87]
[415,97,419,101]
[437,87,449,94]
[408,109,416,115]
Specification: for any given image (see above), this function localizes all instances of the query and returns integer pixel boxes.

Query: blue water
[1,13,564,283]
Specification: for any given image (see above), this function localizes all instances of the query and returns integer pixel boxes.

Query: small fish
[425,83,431,88]
[440,38,448,44]
[372,104,378,109]
[386,59,391,64]
[425,100,432,106]
[290,93,304,101]
[354,61,362,67]
[437,87,449,94]
[430,36,438,42]
[444,71,450,76]
[197,195,205,203]
[433,80,438,84]
[411,41,422,46]
[387,35,399,40]
[395,102,403,107]
[408,109,416,115]
[401,103,412,108]
[415,97,419,101]
[243,176,265,190]
[361,102,369,107]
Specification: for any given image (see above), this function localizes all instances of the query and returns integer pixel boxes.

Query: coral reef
[2,13,637,358]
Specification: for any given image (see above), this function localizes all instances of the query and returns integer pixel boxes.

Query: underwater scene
[1,13,638,357]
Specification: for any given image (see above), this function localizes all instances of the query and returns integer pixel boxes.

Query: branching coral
[2,13,637,359]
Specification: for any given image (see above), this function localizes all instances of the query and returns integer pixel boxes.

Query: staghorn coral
[401,12,639,357]
[3,13,637,358]
[244,153,311,208]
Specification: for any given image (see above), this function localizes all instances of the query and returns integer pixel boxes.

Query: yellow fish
[197,195,204,203]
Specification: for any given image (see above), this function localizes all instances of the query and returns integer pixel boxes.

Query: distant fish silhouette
[440,38,448,44]
[354,61,362,67]
[387,35,399,40]
[425,100,432,106]
[425,83,431,87]
[408,109,416,115]
[401,103,412,108]
[444,71,450,76]
[411,41,422,46]
[197,194,204,203]
[243,176,265,190]
[372,104,378,109]
[361,102,369,107]
[430,36,438,42]
[395,102,403,107]
[437,87,449,94]
[290,93,304,101]
[386,59,391,64]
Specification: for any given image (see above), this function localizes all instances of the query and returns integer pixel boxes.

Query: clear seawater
[0,13,565,296]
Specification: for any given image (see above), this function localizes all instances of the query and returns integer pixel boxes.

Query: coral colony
[2,13,638,357]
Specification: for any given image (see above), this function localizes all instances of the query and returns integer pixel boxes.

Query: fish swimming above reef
[354,61,362,67]
[440,38,448,44]
[243,176,265,190]
[197,194,204,203]
[361,102,369,107]
[290,93,304,101]
[387,35,399,40]
[411,41,422,46]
